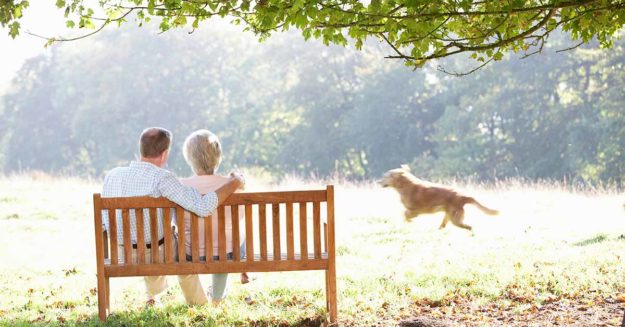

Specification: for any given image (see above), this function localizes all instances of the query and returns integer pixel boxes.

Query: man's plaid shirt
[102,161,218,245]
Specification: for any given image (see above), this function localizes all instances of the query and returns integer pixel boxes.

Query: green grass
[1,174,624,326]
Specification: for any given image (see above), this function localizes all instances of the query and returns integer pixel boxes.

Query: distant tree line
[1,25,624,185]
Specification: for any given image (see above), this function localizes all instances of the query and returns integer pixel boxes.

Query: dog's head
[378,164,412,188]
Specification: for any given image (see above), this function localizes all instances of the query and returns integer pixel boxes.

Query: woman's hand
[229,171,245,190]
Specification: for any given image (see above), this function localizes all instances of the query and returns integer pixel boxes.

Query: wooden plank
[105,259,329,277]
[205,214,213,262]
[122,209,132,265]
[222,190,327,205]
[176,207,185,263]
[218,206,227,262]
[326,185,337,322]
[164,208,174,264]
[97,190,327,209]
[93,194,107,321]
[245,204,253,262]
[259,204,267,261]
[149,208,159,264]
[103,230,109,259]
[109,209,118,265]
[324,222,328,253]
[231,206,240,261]
[272,203,281,261]
[191,213,200,263]
[105,277,110,313]
[286,202,294,260]
[313,201,321,259]
[101,196,174,209]
[135,209,146,264]
[299,202,308,260]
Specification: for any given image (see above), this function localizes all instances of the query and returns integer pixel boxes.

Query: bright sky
[0,2,68,94]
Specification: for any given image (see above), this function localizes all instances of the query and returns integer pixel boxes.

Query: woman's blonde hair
[182,129,222,175]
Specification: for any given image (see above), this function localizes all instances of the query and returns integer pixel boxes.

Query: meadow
[0,173,624,326]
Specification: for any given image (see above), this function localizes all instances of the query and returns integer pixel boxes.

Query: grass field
[0,173,624,326]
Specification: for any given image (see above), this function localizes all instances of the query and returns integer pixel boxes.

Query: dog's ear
[400,164,410,172]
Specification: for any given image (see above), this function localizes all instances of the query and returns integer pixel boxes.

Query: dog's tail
[465,197,499,215]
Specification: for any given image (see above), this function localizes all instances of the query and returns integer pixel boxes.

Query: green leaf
[8,21,20,38]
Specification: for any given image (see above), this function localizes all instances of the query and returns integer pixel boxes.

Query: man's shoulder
[105,161,168,178]
[105,166,130,177]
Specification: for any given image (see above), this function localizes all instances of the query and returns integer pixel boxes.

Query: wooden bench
[92,186,337,323]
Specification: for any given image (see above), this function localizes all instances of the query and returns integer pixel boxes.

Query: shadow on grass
[0,309,326,327]
[573,234,609,247]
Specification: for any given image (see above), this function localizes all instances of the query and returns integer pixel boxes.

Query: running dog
[379,165,499,231]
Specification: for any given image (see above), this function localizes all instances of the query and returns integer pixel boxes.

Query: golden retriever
[379,165,499,231]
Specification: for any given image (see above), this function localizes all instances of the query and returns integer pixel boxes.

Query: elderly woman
[179,129,248,304]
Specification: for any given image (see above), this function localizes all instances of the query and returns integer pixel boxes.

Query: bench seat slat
[105,254,329,277]
[105,252,328,265]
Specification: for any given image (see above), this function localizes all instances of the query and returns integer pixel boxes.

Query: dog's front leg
[404,209,419,221]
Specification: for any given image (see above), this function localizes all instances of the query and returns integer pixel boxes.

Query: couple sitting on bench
[102,127,248,306]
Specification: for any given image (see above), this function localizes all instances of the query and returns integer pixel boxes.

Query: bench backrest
[93,186,335,277]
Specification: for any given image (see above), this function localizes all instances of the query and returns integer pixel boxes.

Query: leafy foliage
[1,1,625,67]
[1,25,625,185]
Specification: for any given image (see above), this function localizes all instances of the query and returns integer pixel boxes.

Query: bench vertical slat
[191,213,200,263]
[109,210,118,265]
[313,201,321,259]
[326,185,338,322]
[176,206,186,263]
[259,204,267,261]
[164,208,174,264]
[232,205,240,261]
[272,203,281,260]
[149,208,159,263]
[122,209,132,264]
[218,206,227,262]
[93,194,107,321]
[286,202,294,260]
[103,230,109,259]
[136,209,146,264]
[299,202,308,260]
[205,214,213,262]
[324,222,328,253]
[245,204,254,262]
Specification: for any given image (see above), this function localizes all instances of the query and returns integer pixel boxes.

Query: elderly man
[102,127,244,306]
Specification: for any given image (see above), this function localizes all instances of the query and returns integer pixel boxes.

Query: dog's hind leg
[450,208,472,231]
[439,212,451,229]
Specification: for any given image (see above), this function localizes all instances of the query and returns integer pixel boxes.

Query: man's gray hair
[183,129,222,175]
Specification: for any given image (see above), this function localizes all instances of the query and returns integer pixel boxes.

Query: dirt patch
[401,298,624,327]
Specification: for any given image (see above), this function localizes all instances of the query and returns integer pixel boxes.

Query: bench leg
[105,277,111,313]
[325,269,337,324]
[97,274,108,321]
